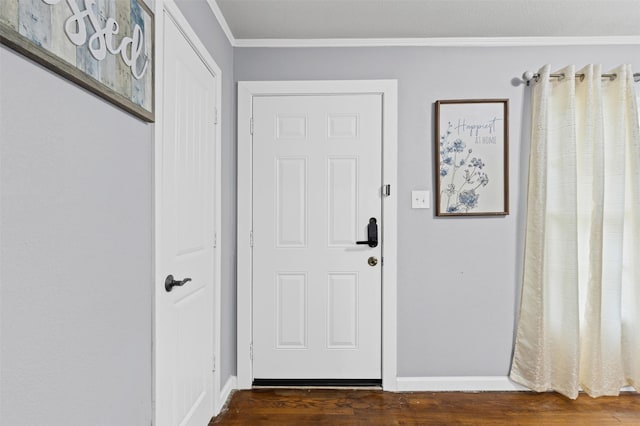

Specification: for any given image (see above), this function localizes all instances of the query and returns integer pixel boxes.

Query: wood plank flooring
[210,389,640,425]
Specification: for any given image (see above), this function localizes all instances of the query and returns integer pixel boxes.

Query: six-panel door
[252,95,383,379]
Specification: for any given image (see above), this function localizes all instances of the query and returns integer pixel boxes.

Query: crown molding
[205,0,237,46]
[232,35,640,48]
[201,3,639,49]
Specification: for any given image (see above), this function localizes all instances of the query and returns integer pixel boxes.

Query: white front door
[156,12,217,426]
[252,94,382,380]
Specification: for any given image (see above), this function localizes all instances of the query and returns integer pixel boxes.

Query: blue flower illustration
[470,157,485,169]
[458,189,479,209]
[439,123,490,213]
[477,172,489,187]
[453,139,466,152]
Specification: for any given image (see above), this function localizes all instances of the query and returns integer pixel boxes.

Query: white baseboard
[213,375,633,400]
[396,376,530,392]
[216,375,237,414]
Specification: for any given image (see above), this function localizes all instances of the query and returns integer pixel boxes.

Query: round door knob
[368,256,378,266]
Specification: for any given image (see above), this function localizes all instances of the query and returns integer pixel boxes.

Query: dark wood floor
[210,388,640,425]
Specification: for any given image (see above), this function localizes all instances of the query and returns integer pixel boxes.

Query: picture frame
[435,99,509,216]
[0,0,154,122]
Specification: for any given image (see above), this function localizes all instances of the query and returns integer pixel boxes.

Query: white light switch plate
[411,190,430,209]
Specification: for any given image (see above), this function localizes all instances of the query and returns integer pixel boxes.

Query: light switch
[411,190,430,209]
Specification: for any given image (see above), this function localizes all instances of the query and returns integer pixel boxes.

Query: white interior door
[156,12,217,426]
[252,95,382,380]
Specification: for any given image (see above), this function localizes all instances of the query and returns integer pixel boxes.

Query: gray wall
[0,46,153,425]
[0,2,236,424]
[174,0,237,389]
[235,45,640,376]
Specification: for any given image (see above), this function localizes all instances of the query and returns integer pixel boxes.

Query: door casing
[237,80,398,390]
[153,0,223,423]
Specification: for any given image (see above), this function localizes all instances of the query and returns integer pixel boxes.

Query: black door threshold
[253,379,382,387]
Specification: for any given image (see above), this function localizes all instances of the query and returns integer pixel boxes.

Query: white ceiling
[214,0,640,42]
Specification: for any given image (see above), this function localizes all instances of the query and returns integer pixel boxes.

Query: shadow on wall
[511,78,532,359]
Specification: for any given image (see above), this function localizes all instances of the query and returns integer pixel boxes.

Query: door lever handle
[165,275,192,292]
[356,217,378,248]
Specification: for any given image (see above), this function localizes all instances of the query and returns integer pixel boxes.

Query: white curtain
[510,64,640,399]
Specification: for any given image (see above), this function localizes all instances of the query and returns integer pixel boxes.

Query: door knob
[368,256,378,266]
[165,275,192,292]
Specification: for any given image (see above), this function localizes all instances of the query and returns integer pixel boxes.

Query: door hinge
[249,117,254,135]
[212,355,216,373]
[249,343,253,360]
[214,107,219,125]
[213,231,217,248]
[250,230,254,247]
[383,184,391,197]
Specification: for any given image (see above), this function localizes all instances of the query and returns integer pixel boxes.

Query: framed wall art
[0,0,154,122]
[435,99,509,216]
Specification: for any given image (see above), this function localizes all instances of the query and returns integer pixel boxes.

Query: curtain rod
[522,71,640,86]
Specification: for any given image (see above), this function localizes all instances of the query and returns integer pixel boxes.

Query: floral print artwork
[439,121,490,213]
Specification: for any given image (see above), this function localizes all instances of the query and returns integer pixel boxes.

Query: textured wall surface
[0,45,153,425]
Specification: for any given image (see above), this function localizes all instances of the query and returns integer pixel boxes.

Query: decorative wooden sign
[0,0,154,122]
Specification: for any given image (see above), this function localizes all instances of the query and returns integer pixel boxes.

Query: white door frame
[237,80,398,390]
[153,0,223,422]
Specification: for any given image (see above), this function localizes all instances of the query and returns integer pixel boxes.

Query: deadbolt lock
[368,256,378,267]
